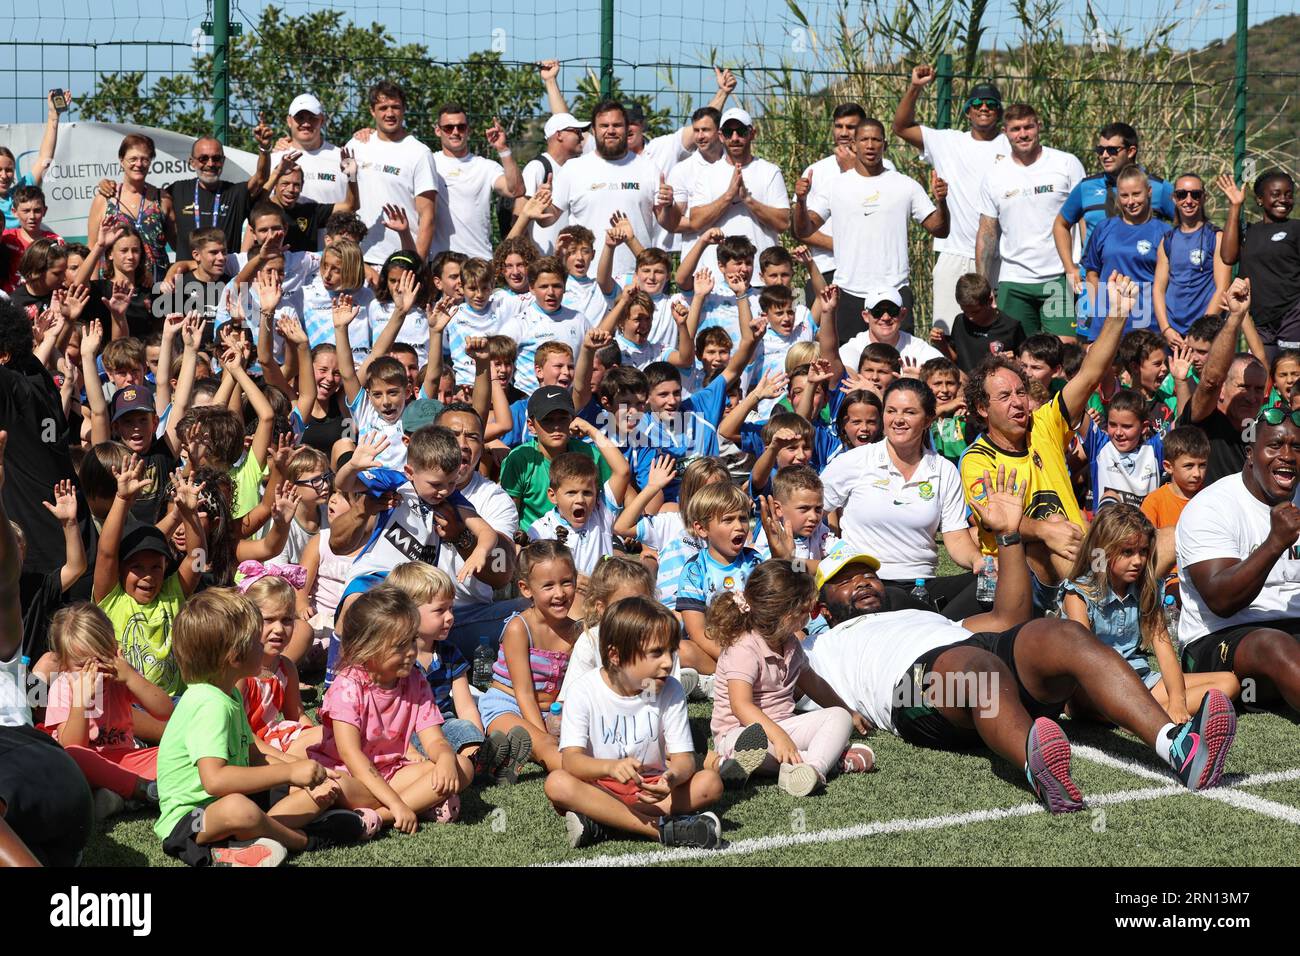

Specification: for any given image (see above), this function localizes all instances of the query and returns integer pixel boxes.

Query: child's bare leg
[268,780,341,830]
[627,769,723,822]
[1153,673,1243,714]
[198,793,308,851]
[131,710,167,744]
[285,725,324,758]
[543,770,659,839]
[678,641,716,675]
[455,752,476,787]
[388,761,457,814]
[489,712,562,770]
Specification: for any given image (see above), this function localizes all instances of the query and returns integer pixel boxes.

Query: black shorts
[1180,617,1300,674]
[161,790,273,868]
[890,623,1062,750]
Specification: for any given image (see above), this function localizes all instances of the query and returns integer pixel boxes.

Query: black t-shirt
[1239,219,1300,328]
[173,272,227,326]
[128,434,178,523]
[19,569,63,662]
[948,310,1027,374]
[6,285,52,322]
[1178,405,1247,485]
[283,201,334,252]
[0,355,86,573]
[0,724,93,867]
[169,178,255,260]
[87,278,156,339]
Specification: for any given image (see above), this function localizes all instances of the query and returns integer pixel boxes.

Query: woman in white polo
[821,378,981,616]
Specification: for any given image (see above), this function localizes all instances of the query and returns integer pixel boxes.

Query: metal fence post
[936,53,953,130]
[600,0,614,99]
[1233,0,1247,185]
[213,0,230,144]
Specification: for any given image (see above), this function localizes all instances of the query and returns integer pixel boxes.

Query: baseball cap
[401,399,444,435]
[527,385,575,421]
[719,107,754,130]
[624,105,647,128]
[110,384,156,422]
[963,83,1002,112]
[120,522,173,565]
[814,542,881,592]
[356,467,408,497]
[863,288,903,315]
[288,93,324,117]
[544,112,590,139]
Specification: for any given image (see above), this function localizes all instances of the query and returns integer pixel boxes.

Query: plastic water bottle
[910,578,932,609]
[976,555,998,604]
[1163,595,1181,645]
[471,636,495,692]
[545,702,563,737]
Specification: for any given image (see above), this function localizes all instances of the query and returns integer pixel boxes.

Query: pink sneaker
[356,807,383,839]
[419,794,460,824]
[839,744,876,774]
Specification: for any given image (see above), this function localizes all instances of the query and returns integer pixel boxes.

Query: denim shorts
[412,717,485,757]
[478,687,523,729]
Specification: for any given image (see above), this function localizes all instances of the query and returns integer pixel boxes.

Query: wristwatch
[996,532,1022,548]
[455,527,475,553]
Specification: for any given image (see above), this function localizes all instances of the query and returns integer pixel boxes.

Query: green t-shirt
[500,438,612,531]
[931,415,967,462]
[98,575,186,696]
[229,452,268,520]
[154,682,255,839]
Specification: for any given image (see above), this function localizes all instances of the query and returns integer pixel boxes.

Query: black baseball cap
[111,383,156,422]
[527,385,575,421]
[120,521,173,565]
[964,83,1003,111]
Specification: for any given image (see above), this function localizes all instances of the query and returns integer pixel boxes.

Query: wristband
[496,148,512,159]
[996,532,1022,548]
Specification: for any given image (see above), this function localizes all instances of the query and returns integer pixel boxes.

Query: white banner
[0,121,259,243]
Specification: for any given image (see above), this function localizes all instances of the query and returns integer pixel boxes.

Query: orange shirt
[1140,483,1192,530]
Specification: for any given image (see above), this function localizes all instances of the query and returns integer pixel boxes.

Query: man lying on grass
[803,466,1238,813]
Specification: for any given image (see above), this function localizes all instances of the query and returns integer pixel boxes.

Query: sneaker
[211,837,288,868]
[688,672,715,702]
[92,788,125,822]
[419,794,460,824]
[1170,688,1237,791]
[565,811,610,849]
[472,734,499,780]
[1025,717,1084,814]
[356,807,383,840]
[494,726,533,785]
[678,667,699,700]
[658,811,723,849]
[777,763,823,797]
[143,779,160,804]
[839,744,875,774]
[302,809,366,849]
[718,723,768,790]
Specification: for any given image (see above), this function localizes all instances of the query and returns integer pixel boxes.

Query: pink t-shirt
[710,631,807,738]
[308,665,442,777]
[45,673,137,751]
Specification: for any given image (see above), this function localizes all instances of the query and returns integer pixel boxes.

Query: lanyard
[117,183,147,230]
[194,181,222,229]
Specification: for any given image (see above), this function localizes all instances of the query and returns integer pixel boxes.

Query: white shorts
[931,251,998,335]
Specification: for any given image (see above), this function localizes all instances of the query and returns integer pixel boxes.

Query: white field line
[538,749,1300,868]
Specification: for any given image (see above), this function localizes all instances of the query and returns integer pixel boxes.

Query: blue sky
[0,0,1284,123]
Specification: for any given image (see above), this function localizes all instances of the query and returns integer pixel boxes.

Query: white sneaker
[699,673,716,701]
[92,788,126,821]
[678,668,699,700]
[778,763,824,797]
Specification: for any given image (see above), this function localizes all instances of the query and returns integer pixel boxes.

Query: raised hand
[967,467,1025,536]
[381,203,409,233]
[113,454,150,500]
[1106,271,1138,320]
[392,268,419,313]
[645,454,677,492]
[1169,344,1193,381]
[269,432,297,476]
[791,245,813,268]
[519,189,551,222]
[62,283,90,322]
[256,271,283,313]
[758,494,794,559]
[350,432,390,471]
[818,283,840,313]
[252,112,276,151]
[97,220,125,249]
[82,318,105,356]
[484,118,508,152]
[163,311,185,342]
[538,59,560,81]
[339,147,357,180]
[911,63,935,87]
[42,479,78,525]
[1225,276,1251,316]
[794,169,812,201]
[724,270,750,297]
[899,358,922,380]
[276,313,307,346]
[804,359,832,388]
[671,299,690,326]
[429,294,458,333]
[584,328,612,351]
[757,367,792,397]
[714,65,738,94]
[655,173,673,211]
[465,335,491,365]
[693,268,715,297]
[272,481,300,524]
[1216,172,1245,208]
[171,469,207,516]
[332,292,359,329]
[103,279,132,319]
[181,313,206,351]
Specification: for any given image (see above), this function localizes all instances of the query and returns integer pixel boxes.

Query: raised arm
[79,319,111,446]
[1060,271,1134,425]
[331,293,364,404]
[1189,277,1250,423]
[31,90,67,186]
[539,59,569,115]
[673,228,722,289]
[570,415,632,504]
[221,344,275,468]
[94,455,150,603]
[920,172,949,239]
[572,327,611,413]
[1216,173,1245,266]
[485,120,523,200]
[961,467,1032,631]
[891,65,932,151]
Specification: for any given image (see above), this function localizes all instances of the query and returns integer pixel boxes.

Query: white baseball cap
[544,112,590,139]
[863,288,903,310]
[288,94,324,117]
[719,107,754,129]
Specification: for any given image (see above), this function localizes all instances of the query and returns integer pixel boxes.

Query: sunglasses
[1174,189,1204,200]
[193,154,225,164]
[293,471,334,491]
[1258,407,1300,428]
[967,98,1001,110]
[721,126,750,138]
[1094,145,1126,156]
[440,123,468,133]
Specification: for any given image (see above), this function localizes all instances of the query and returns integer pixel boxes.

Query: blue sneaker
[1169,689,1236,791]
[1025,717,1083,814]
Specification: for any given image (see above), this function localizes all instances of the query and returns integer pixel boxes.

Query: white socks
[1153,722,1177,767]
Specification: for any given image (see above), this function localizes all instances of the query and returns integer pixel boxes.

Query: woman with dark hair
[820,377,981,617]
[86,133,175,283]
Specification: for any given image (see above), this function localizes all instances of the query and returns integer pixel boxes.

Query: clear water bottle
[910,578,931,609]
[1163,594,1181,644]
[976,555,998,604]
[471,636,495,692]
[545,702,563,737]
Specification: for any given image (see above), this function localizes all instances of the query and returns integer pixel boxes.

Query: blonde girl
[41,603,174,818]
[306,585,462,834]
[558,556,665,701]
[707,561,874,796]
[1061,504,1239,723]
[300,237,374,350]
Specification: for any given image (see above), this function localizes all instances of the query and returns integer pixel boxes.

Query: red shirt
[1,226,61,293]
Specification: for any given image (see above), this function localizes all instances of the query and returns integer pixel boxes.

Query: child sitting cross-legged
[155,589,371,868]
[544,595,725,850]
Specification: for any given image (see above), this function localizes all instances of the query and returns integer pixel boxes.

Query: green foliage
[569,71,674,138]
[78,6,544,156]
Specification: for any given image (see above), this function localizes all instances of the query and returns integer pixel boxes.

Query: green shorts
[997,276,1076,338]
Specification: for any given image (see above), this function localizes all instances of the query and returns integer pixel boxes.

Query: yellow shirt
[229,452,268,520]
[960,392,1083,555]
[98,575,187,696]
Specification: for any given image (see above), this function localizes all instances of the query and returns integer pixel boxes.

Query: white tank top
[313,527,351,620]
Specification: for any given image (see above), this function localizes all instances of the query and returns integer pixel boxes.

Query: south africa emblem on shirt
[918,482,935,500]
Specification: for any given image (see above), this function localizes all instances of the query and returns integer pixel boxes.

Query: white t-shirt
[525,481,621,576]
[432,151,505,260]
[669,149,717,258]
[273,141,348,205]
[804,608,972,733]
[522,154,566,254]
[551,151,661,277]
[840,329,944,373]
[513,300,591,394]
[976,147,1085,283]
[564,275,615,327]
[454,472,520,605]
[346,132,440,264]
[640,128,691,252]
[367,299,431,366]
[821,441,969,580]
[808,168,936,296]
[801,154,896,274]
[346,390,407,470]
[688,157,789,287]
[558,668,693,771]
[1176,473,1300,646]
[918,128,1011,258]
[0,646,32,727]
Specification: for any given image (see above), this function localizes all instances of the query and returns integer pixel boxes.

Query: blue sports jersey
[1159,223,1221,334]
[1078,216,1172,339]
[632,373,729,502]
[1059,169,1176,233]
[675,547,763,615]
